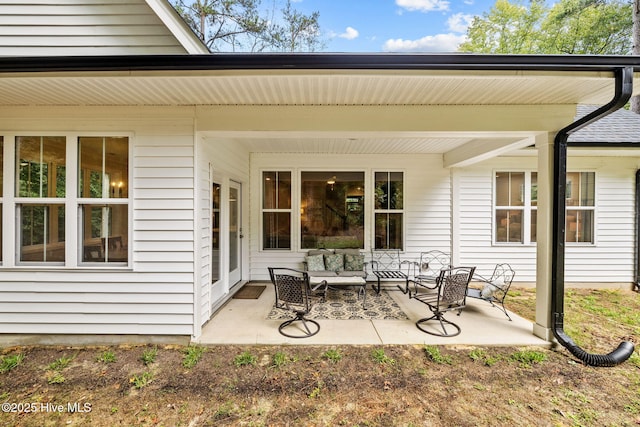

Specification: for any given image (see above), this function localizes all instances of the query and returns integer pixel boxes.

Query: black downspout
[552,66,636,366]
[636,170,640,293]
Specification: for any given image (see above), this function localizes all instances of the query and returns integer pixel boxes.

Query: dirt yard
[1,288,639,426]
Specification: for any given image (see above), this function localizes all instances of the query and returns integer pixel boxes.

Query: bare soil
[1,288,639,426]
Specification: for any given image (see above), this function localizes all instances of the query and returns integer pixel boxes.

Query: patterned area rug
[267,288,409,320]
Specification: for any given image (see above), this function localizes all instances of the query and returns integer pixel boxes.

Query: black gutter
[552,66,636,366]
[0,53,639,73]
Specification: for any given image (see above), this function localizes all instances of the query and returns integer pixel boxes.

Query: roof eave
[0,53,639,73]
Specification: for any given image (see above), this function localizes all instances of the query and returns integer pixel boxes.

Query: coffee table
[309,276,368,309]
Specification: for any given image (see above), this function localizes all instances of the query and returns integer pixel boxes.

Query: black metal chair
[407,250,451,293]
[467,263,515,321]
[410,266,476,337]
[267,267,325,338]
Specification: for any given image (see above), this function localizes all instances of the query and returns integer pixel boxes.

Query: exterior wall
[0,0,189,56]
[249,153,451,281]
[455,154,639,283]
[196,136,250,326]
[0,106,197,337]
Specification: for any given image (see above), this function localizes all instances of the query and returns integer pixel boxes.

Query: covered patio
[198,282,548,346]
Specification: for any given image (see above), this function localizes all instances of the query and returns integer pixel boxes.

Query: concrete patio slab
[197,282,550,347]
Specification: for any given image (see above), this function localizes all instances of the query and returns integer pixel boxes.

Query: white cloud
[396,0,450,12]
[447,13,474,33]
[383,33,467,52]
[339,27,359,40]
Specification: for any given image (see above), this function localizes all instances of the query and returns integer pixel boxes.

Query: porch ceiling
[0,70,628,107]
[2,54,638,160]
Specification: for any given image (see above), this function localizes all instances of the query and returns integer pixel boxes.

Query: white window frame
[493,170,595,246]
[373,170,405,251]
[261,170,293,251]
[1,132,132,269]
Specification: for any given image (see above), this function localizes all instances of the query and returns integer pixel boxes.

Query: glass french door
[228,180,242,285]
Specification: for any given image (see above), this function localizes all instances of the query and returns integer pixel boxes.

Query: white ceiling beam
[443,136,538,168]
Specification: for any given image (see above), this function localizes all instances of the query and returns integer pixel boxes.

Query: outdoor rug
[267,288,409,320]
[233,285,266,299]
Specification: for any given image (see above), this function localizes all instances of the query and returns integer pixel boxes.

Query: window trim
[373,170,405,251]
[77,135,131,266]
[492,169,596,246]
[260,169,293,251]
[1,131,132,269]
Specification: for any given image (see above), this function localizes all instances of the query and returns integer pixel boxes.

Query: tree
[461,0,547,53]
[267,0,323,52]
[171,0,322,52]
[459,0,633,55]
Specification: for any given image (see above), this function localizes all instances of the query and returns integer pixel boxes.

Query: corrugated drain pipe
[552,66,636,366]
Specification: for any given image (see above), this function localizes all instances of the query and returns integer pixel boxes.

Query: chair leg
[416,313,461,337]
[485,299,512,321]
[278,313,320,338]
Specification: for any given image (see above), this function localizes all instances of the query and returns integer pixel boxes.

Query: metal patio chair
[467,263,515,321]
[267,267,326,338]
[407,250,451,295]
[410,266,476,337]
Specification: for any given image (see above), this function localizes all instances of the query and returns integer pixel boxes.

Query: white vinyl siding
[0,106,197,336]
[249,153,451,281]
[455,155,638,283]
[0,0,189,56]
[197,137,250,326]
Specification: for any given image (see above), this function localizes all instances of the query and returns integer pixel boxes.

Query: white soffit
[0,70,621,106]
[234,136,475,154]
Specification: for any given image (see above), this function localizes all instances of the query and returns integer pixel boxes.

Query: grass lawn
[1,287,639,426]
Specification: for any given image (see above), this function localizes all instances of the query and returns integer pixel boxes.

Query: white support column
[534,132,555,341]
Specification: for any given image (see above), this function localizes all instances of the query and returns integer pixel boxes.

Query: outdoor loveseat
[302,248,367,278]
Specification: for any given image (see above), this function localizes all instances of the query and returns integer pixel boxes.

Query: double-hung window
[565,172,595,243]
[16,136,66,263]
[494,171,594,244]
[374,171,404,250]
[262,171,292,250]
[78,136,129,263]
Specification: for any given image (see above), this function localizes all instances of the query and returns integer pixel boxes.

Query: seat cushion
[305,254,326,271]
[307,270,338,277]
[337,270,367,278]
[308,249,334,256]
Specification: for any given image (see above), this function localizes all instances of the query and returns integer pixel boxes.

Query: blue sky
[289,0,495,52]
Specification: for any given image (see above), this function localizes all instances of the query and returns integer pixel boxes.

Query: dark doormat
[233,285,266,299]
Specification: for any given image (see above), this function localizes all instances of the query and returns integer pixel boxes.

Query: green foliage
[423,346,452,365]
[213,401,236,419]
[509,349,547,367]
[97,350,116,364]
[371,348,396,365]
[321,348,343,363]
[47,354,74,371]
[459,0,632,55]
[233,350,257,367]
[0,354,25,373]
[469,348,499,367]
[46,371,66,384]
[140,347,158,366]
[272,351,292,368]
[182,346,206,369]
[130,371,154,389]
